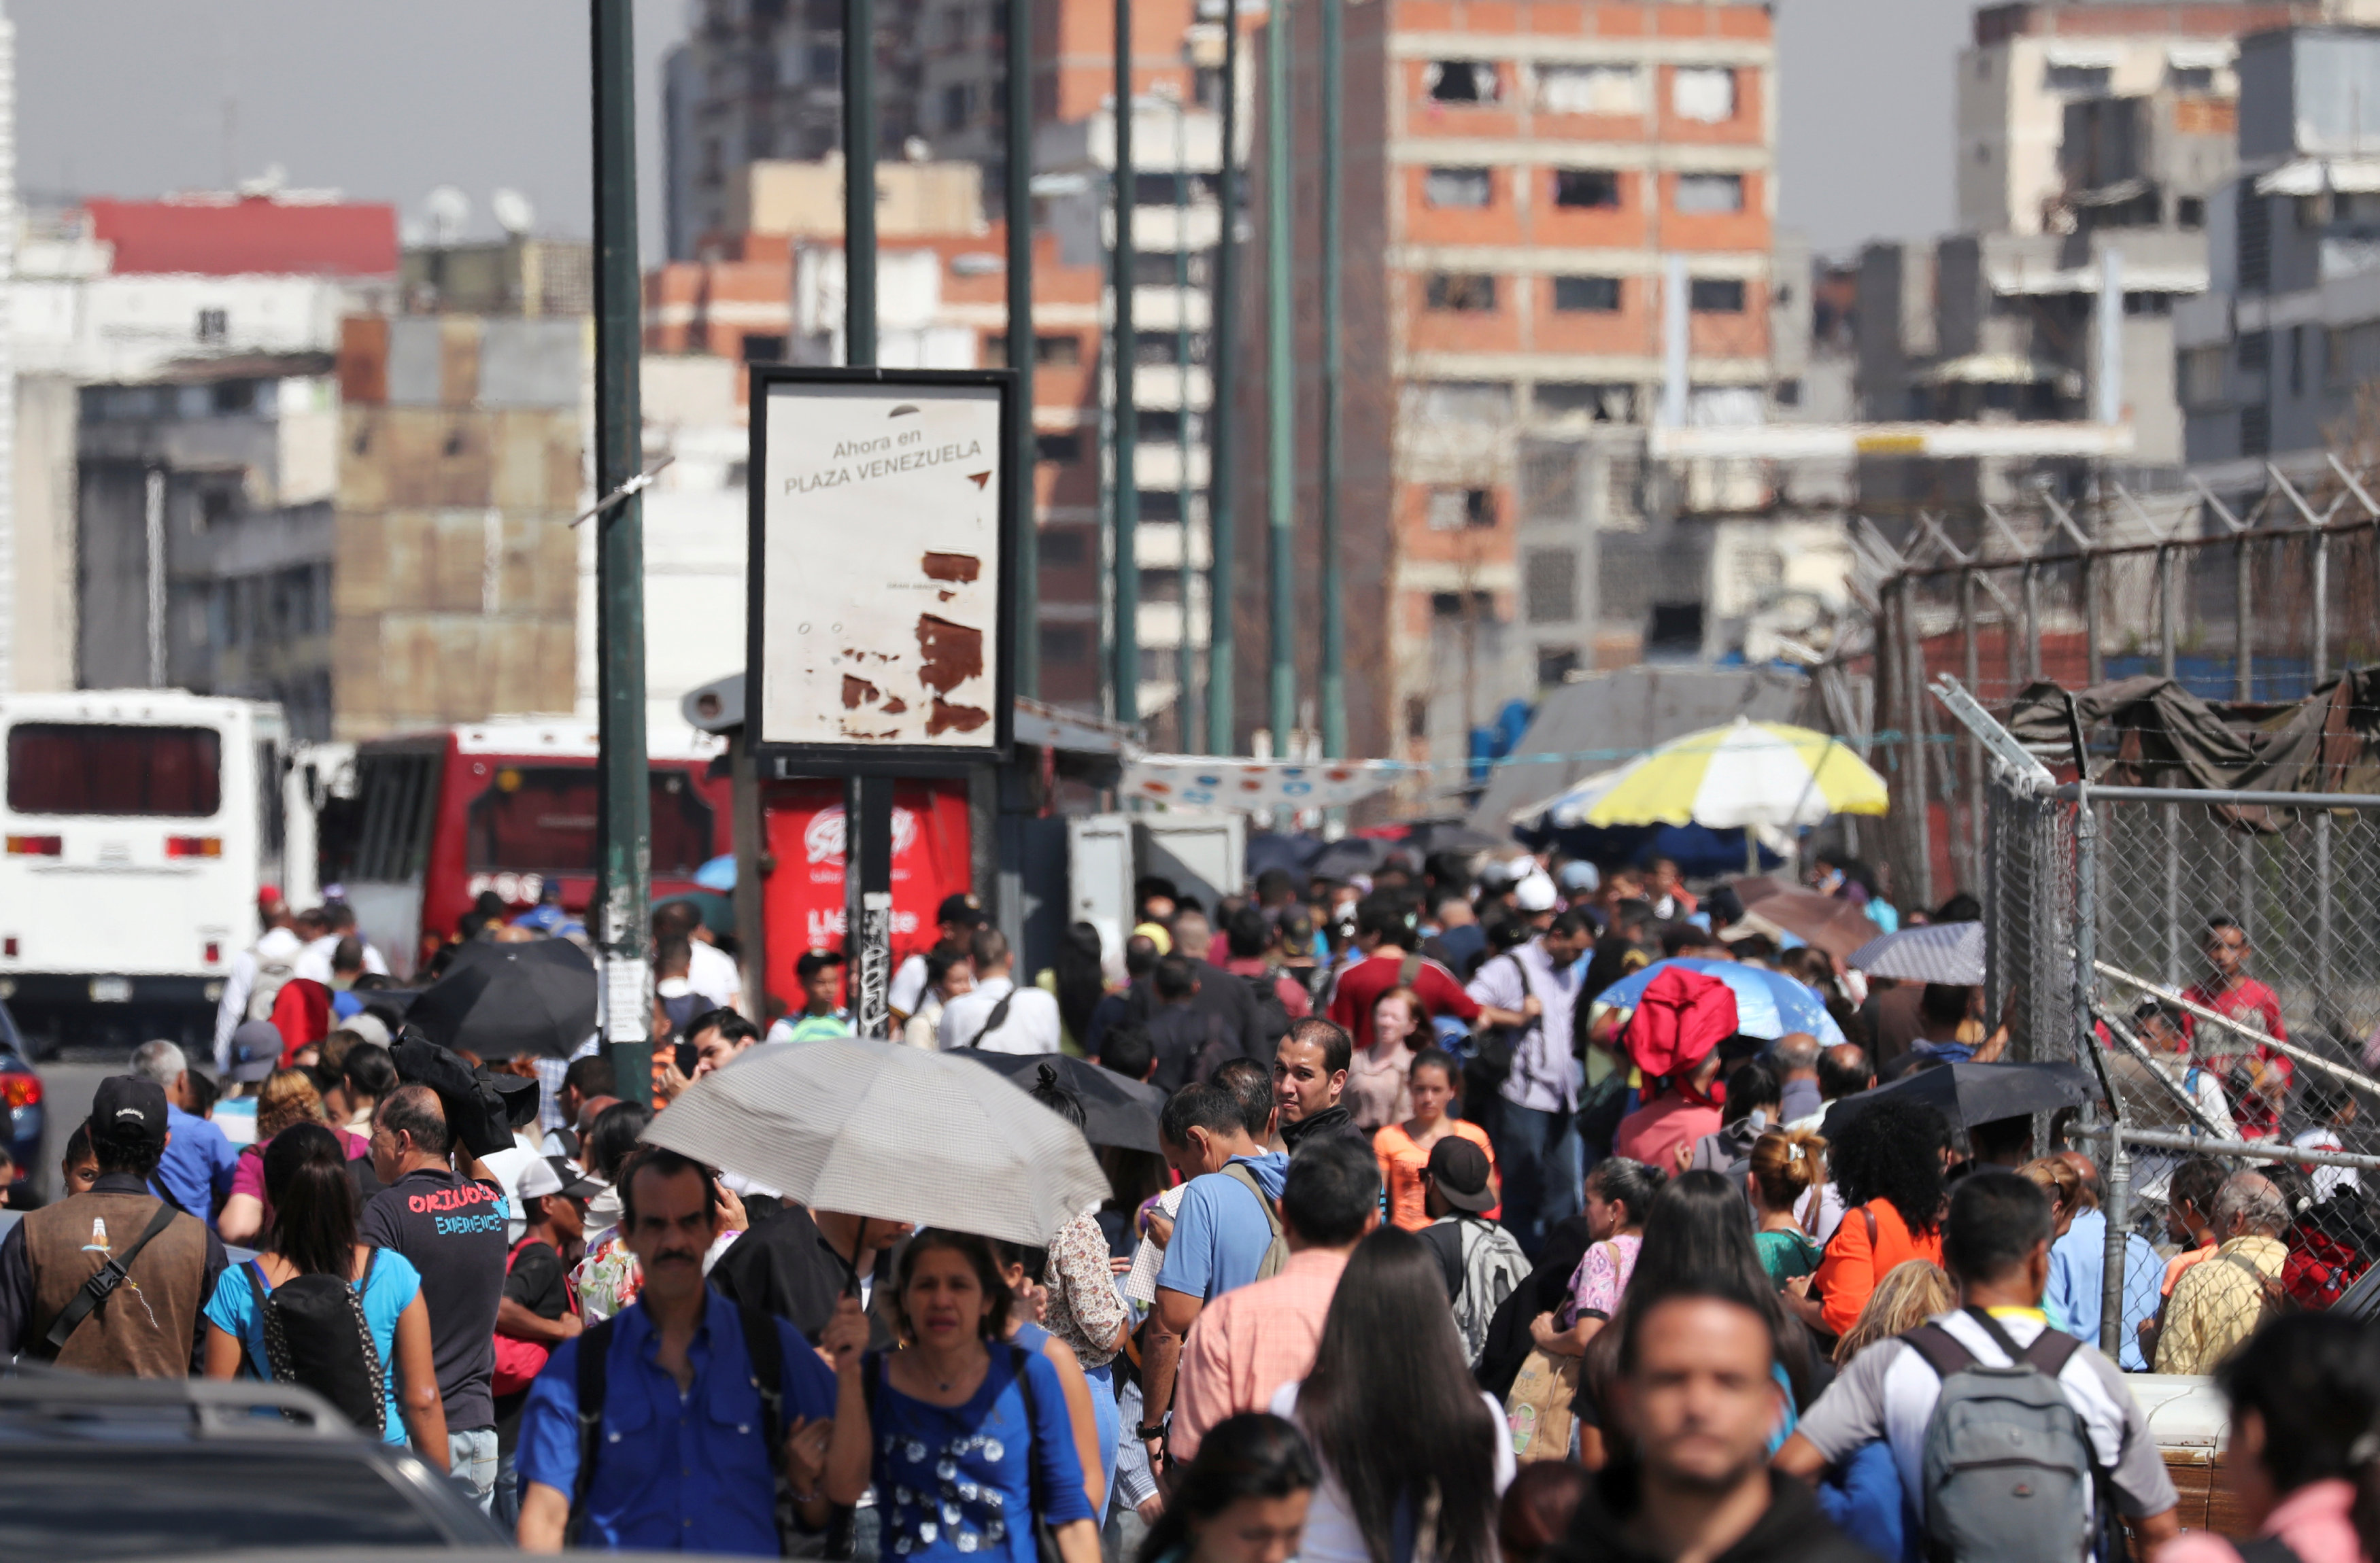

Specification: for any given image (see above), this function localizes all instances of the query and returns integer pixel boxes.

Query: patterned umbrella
[1591,957,1846,1046]
[1846,921,1986,985]
[639,1037,1110,1246]
[1532,719,1888,830]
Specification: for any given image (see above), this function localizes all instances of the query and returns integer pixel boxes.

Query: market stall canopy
[1523,719,1888,831]
[1121,755,1402,812]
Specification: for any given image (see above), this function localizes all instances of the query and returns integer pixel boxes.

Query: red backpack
[1622,967,1740,1082]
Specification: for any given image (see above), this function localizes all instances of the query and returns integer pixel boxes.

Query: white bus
[0,691,291,1057]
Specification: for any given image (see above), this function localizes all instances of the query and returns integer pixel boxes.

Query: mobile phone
[675,1040,700,1077]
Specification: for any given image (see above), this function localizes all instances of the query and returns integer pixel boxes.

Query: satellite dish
[491,188,536,237]
[425,186,471,244]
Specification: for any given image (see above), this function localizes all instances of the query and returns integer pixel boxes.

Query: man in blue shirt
[132,1040,237,1223]
[515,1149,837,1555]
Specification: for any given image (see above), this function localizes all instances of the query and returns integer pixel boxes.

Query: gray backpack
[1903,1306,2111,1563]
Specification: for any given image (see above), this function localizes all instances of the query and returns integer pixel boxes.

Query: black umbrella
[1308,836,1391,882]
[404,938,598,1060]
[1821,1059,2100,1138]
[959,1050,1166,1153]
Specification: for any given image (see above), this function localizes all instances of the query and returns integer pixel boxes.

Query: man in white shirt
[936,927,1060,1054]
[654,901,740,1014]
[214,892,305,1068]
[1776,1169,2181,1559]
[294,903,392,985]
[1464,906,1590,1256]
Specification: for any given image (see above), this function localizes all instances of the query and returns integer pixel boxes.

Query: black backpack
[1242,969,1293,1060]
[243,1252,386,1435]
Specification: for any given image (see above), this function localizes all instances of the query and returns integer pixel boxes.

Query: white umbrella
[1846,921,1986,986]
[639,1037,1111,1246]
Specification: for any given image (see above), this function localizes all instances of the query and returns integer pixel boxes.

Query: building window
[1552,169,1621,209]
[1404,381,1513,425]
[2123,290,2171,316]
[1040,528,1089,565]
[941,82,975,129]
[2045,63,2111,95]
[2169,64,2216,93]
[1524,547,1576,623]
[1423,167,1493,208]
[1423,61,1498,103]
[1039,625,1089,664]
[808,44,840,81]
[1775,378,1802,407]
[1425,273,1499,311]
[1675,173,1744,213]
[1430,590,1495,619]
[987,332,1083,366]
[210,379,256,415]
[197,308,228,344]
[1552,275,1621,312]
[1132,251,1207,286]
[741,333,788,363]
[202,489,237,530]
[2177,195,2206,228]
[1647,601,1703,650]
[1137,489,1184,522]
[2241,403,2269,456]
[1036,432,1083,464]
[1536,63,1642,114]
[2289,324,2305,396]
[1671,66,1735,122]
[1427,487,1497,530]
[1136,408,1184,443]
[1535,381,1633,421]
[1536,646,1581,685]
[2237,330,2269,372]
[1405,696,1429,740]
[1689,278,1746,313]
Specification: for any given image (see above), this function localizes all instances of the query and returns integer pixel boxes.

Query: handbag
[1503,1347,1580,1461]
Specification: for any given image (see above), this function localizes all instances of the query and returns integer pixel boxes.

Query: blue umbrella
[1590,957,1846,1046]
[694,853,736,891]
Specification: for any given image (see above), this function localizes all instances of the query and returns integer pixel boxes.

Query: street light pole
[1317,0,1344,758]
[590,0,653,1103]
[1264,0,1294,746]
[1206,0,1242,753]
[1007,0,1038,699]
[1112,0,1140,725]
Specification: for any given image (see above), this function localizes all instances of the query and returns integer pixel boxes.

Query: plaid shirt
[2153,1234,2286,1375]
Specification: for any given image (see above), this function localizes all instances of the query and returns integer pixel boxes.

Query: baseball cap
[520,1154,605,1203]
[90,1075,169,1148]
[936,893,987,929]
[227,1020,283,1083]
[1425,1136,1497,1214]
[1514,873,1559,913]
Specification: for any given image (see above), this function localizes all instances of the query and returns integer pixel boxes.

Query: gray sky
[16,0,1966,262]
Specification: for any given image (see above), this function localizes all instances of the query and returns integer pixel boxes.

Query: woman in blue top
[200,1122,447,1466]
[823,1229,1100,1563]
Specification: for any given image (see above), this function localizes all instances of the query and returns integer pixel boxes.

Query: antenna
[425,186,471,245]
[491,188,536,236]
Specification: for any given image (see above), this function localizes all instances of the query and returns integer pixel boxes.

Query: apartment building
[1956,0,2316,237]
[1229,0,1780,766]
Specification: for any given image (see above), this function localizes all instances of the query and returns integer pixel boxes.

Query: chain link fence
[1934,676,2380,1367]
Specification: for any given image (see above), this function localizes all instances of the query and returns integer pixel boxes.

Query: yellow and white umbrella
[1523,718,1888,830]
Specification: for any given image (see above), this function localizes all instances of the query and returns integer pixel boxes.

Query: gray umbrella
[1846,921,1986,986]
[639,1037,1111,1246]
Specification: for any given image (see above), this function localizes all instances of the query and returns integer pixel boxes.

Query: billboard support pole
[592,0,653,1104]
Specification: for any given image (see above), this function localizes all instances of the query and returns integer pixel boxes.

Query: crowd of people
[18,844,2380,1563]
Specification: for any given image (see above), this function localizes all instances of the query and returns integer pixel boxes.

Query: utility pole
[590,0,653,1103]
[1264,0,1294,746]
[1111,0,1140,723]
[843,0,894,1035]
[1008,0,1038,699]
[1173,101,1199,751]
[1317,0,1344,758]
[1206,0,1242,753]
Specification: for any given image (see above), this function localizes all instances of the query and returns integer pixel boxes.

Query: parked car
[0,1371,508,1560]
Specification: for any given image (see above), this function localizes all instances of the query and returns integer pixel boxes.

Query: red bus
[335,719,730,980]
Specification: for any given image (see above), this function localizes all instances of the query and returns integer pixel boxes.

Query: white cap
[1514,873,1559,912]
[515,1156,564,1200]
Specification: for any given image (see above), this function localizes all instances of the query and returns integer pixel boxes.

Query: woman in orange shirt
[1376,1048,1500,1230]
[1809,1097,1952,1339]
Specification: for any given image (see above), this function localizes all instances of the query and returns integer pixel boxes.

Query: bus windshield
[6,724,223,817]
[465,766,715,877]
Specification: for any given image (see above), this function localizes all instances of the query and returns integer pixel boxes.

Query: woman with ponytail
[1748,1128,1829,1335]
[2162,1312,2380,1563]
[1134,1413,1319,1563]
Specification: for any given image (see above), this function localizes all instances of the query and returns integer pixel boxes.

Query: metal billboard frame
[745,364,1023,775]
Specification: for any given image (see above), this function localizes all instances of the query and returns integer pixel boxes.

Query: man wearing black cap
[888,891,985,1025]
[1418,1137,1529,1369]
[0,1076,226,1375]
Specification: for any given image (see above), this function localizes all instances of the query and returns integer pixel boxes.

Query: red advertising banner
[759,776,974,1012]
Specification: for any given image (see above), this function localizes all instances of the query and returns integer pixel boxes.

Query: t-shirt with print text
[361,1166,509,1432]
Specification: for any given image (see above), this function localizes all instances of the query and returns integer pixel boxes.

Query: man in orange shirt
[1168,1137,1378,1462]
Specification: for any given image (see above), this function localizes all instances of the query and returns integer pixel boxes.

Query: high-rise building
[1227,0,1782,766]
